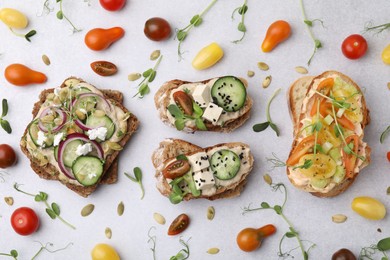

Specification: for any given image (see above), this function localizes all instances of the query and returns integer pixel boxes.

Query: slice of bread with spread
[20,77,139,197]
[151,138,254,204]
[286,71,370,197]
[154,76,252,133]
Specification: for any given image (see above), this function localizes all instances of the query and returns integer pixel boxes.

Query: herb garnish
[243,182,315,259]
[168,101,207,131]
[364,21,390,34]
[133,55,163,98]
[42,0,81,33]
[170,237,191,260]
[312,98,322,155]
[124,167,145,199]
[231,0,248,43]
[253,88,281,136]
[9,28,36,42]
[266,153,313,170]
[0,250,18,259]
[148,227,157,260]
[359,237,390,259]
[31,241,73,260]
[1,99,12,134]
[13,183,76,229]
[299,0,323,65]
[176,0,218,60]
[380,125,390,143]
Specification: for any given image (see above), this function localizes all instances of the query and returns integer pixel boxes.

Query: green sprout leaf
[1,99,8,117]
[253,122,270,132]
[0,120,12,134]
[46,208,57,219]
[52,203,60,215]
[56,10,63,19]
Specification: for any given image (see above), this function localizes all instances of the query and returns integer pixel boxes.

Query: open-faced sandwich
[151,139,254,204]
[20,77,139,197]
[286,71,370,197]
[154,76,252,133]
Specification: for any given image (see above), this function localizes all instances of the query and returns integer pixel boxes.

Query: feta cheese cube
[192,84,211,108]
[76,143,92,156]
[202,103,223,125]
[53,132,64,147]
[37,130,47,147]
[187,151,210,172]
[87,127,107,141]
[193,167,216,190]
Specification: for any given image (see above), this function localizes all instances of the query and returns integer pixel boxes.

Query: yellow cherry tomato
[0,8,28,29]
[91,243,120,260]
[192,42,224,70]
[381,44,390,65]
[351,196,386,220]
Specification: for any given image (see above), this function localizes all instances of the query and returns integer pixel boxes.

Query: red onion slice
[38,107,67,133]
[72,93,112,112]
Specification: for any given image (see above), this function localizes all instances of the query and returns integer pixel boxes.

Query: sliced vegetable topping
[38,107,67,133]
[210,149,241,180]
[85,114,115,140]
[163,159,191,179]
[211,76,246,112]
[173,91,193,116]
[72,156,104,186]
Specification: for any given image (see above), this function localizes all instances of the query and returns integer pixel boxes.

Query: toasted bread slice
[20,77,139,197]
[151,139,254,202]
[287,71,371,197]
[154,77,252,133]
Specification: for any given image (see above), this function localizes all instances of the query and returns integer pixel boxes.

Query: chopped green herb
[167,101,207,131]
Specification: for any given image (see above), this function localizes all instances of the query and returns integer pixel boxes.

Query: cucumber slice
[310,178,330,189]
[74,87,92,96]
[73,95,96,113]
[85,114,115,140]
[54,146,58,162]
[210,150,241,180]
[72,156,103,186]
[332,165,346,184]
[211,76,246,112]
[329,148,342,165]
[28,121,53,148]
[63,139,83,167]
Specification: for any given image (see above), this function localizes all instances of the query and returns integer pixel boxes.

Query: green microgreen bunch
[1,99,12,134]
[299,0,323,65]
[175,0,218,60]
[42,0,81,33]
[170,237,191,260]
[167,101,207,131]
[13,183,76,229]
[133,55,163,98]
[231,0,248,43]
[359,237,390,260]
[253,88,281,136]
[243,182,315,260]
[266,153,313,170]
[9,28,36,42]
[380,125,390,143]
[124,167,145,199]
[147,227,157,260]
[0,249,18,259]
[168,177,189,204]
[315,90,358,112]
[363,21,390,34]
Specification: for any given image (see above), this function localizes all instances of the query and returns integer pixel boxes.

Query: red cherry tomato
[99,0,126,11]
[341,34,368,59]
[168,213,190,236]
[0,144,17,168]
[144,17,171,41]
[387,151,390,162]
[11,207,40,236]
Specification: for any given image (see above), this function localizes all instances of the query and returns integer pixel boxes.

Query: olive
[331,248,356,260]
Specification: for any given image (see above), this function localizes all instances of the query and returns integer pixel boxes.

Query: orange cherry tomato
[261,20,291,52]
[338,115,355,131]
[287,135,318,166]
[85,27,125,51]
[310,78,334,116]
[168,213,190,236]
[342,135,359,178]
[4,64,47,86]
[90,61,118,76]
[236,224,276,252]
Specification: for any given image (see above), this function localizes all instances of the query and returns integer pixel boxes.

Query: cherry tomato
[192,42,224,70]
[99,0,126,11]
[236,224,276,252]
[341,34,368,59]
[90,61,118,76]
[91,243,120,260]
[163,159,191,179]
[381,44,390,65]
[287,135,317,166]
[173,91,194,116]
[168,213,190,236]
[332,248,356,260]
[4,64,47,86]
[261,20,291,52]
[144,17,171,41]
[351,196,386,220]
[85,27,125,51]
[0,144,17,168]
[11,207,40,236]
[387,151,390,162]
[0,8,28,29]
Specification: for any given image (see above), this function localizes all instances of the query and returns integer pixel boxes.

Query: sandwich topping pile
[286,71,370,197]
[20,77,139,197]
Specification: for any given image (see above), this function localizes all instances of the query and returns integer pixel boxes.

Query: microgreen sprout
[243,182,315,259]
[13,183,76,229]
[170,237,191,260]
[133,55,163,98]
[42,0,81,33]
[1,99,12,134]
[363,21,390,35]
[0,250,18,259]
[359,237,390,259]
[9,28,36,42]
[147,227,157,260]
[253,88,281,136]
[124,167,145,199]
[31,241,73,260]
[231,0,248,43]
[312,98,322,155]
[168,101,207,131]
[380,125,390,144]
[299,0,323,65]
[266,153,312,171]
[175,0,218,60]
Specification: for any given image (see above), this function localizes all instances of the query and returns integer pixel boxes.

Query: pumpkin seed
[46,93,55,100]
[128,73,141,81]
[387,82,390,90]
[105,227,112,239]
[295,66,308,74]
[107,142,123,151]
[75,110,86,120]
[64,78,80,87]
[387,187,390,195]
[153,212,166,225]
[263,174,272,185]
[262,75,272,88]
[332,214,347,223]
[117,201,124,216]
[42,54,51,66]
[4,196,13,206]
[81,204,95,217]
[207,206,215,220]
[93,110,105,118]
[40,114,55,124]
[150,50,161,61]
[247,70,255,77]
[257,62,269,71]
[53,96,61,105]
[207,248,220,254]
[54,117,63,126]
